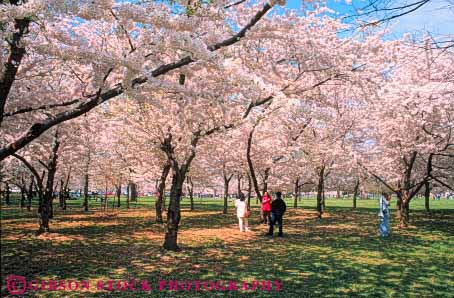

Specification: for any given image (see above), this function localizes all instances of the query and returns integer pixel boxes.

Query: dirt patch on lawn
[36,232,86,242]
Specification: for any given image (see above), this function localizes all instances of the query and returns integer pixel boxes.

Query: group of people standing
[234,191,287,237]
[235,190,395,239]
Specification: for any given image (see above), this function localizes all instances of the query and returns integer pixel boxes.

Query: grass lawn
[1,196,453,297]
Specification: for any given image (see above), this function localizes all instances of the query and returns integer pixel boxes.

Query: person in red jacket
[261,192,272,224]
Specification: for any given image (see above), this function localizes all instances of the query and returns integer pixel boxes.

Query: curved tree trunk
[161,128,200,251]
[160,108,232,249]
[246,126,262,203]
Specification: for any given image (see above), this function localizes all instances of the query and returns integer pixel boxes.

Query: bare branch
[3,99,80,117]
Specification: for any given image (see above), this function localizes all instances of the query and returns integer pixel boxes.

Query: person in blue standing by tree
[379,192,392,237]
[267,191,286,237]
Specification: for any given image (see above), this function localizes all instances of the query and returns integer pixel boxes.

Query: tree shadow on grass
[1,204,453,298]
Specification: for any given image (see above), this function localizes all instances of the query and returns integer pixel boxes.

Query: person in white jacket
[234,193,250,232]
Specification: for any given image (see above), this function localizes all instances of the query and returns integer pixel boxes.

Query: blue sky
[284,0,454,38]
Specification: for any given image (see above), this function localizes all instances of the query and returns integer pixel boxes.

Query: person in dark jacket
[267,191,286,237]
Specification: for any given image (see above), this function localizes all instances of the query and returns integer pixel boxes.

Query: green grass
[1,196,453,298]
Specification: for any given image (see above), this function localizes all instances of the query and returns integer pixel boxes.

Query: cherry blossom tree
[355,37,454,227]
[0,0,285,160]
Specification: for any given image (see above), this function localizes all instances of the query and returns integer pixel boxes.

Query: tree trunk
[0,17,30,126]
[62,191,67,210]
[104,183,108,212]
[116,184,121,208]
[58,179,65,208]
[396,196,402,219]
[62,168,71,211]
[20,185,25,209]
[26,177,34,211]
[83,173,89,211]
[154,179,159,193]
[222,171,233,214]
[160,120,220,250]
[424,181,430,212]
[262,168,270,194]
[352,178,360,209]
[223,180,229,214]
[83,150,90,212]
[322,189,326,209]
[163,169,185,251]
[37,180,43,214]
[38,131,60,234]
[187,176,194,211]
[316,166,325,219]
[39,192,51,234]
[293,177,299,209]
[247,172,252,209]
[128,182,137,203]
[237,174,242,197]
[18,176,26,208]
[246,126,262,203]
[126,182,130,209]
[49,194,55,219]
[399,198,410,228]
[156,161,171,223]
[5,182,10,205]
[62,189,69,210]
[161,127,204,251]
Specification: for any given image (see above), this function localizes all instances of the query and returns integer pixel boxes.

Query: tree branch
[1,3,275,160]
[3,99,80,117]
[11,153,43,193]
